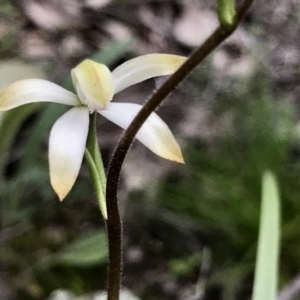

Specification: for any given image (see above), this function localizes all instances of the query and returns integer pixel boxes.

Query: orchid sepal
[112,54,187,94]
[49,106,89,201]
[99,103,184,163]
[0,79,80,111]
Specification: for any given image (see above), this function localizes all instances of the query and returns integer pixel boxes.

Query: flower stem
[106,210,122,300]
[105,1,254,299]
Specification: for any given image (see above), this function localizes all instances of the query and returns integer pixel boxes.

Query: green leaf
[252,171,280,300]
[0,60,46,179]
[55,230,107,267]
[0,104,39,179]
[218,0,236,27]
[85,114,107,219]
[169,253,202,276]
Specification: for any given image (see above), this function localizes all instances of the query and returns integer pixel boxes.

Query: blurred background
[0,0,300,299]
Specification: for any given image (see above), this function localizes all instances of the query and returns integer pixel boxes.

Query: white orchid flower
[0,54,186,202]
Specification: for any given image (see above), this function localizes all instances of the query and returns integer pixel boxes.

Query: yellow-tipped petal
[49,107,89,200]
[112,54,187,94]
[71,59,115,111]
[99,103,184,163]
[0,79,80,111]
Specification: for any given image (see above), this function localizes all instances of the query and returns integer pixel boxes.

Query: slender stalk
[105,1,254,299]
[106,208,122,300]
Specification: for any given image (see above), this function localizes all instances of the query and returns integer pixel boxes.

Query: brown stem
[105,1,254,299]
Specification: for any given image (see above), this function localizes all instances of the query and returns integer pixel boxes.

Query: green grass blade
[252,170,280,300]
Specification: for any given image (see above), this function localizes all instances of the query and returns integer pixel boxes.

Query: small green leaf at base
[55,230,107,267]
[252,170,280,300]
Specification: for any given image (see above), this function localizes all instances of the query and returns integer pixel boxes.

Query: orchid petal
[0,79,80,111]
[112,54,187,94]
[99,103,184,163]
[71,59,115,110]
[49,106,89,200]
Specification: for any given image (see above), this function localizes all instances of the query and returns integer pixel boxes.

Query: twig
[105,1,255,299]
